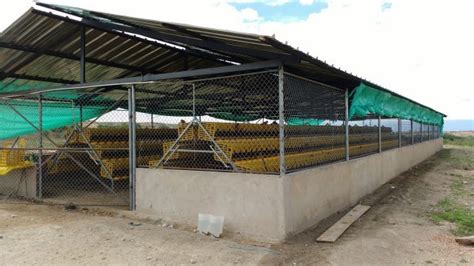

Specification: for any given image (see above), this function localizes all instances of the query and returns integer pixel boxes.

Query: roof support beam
[0,72,78,85]
[0,42,159,75]
[1,59,286,97]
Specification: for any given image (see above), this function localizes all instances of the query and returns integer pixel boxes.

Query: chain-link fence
[0,89,132,206]
[146,70,280,174]
[381,118,399,151]
[0,67,444,208]
[283,73,346,173]
[400,119,412,146]
[348,117,379,158]
[422,123,429,141]
[413,121,422,143]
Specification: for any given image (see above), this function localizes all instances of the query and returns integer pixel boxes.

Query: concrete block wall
[136,138,442,242]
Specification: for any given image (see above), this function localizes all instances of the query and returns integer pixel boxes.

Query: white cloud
[240,8,262,22]
[266,0,291,6]
[299,0,315,5]
[255,0,474,119]
[227,0,291,6]
[0,0,473,119]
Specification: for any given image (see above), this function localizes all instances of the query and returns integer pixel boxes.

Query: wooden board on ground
[317,204,371,243]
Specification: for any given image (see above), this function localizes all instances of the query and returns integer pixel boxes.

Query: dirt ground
[0,145,473,265]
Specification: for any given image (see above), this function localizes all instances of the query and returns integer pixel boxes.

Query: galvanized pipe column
[79,105,83,129]
[37,94,43,199]
[128,85,137,211]
[398,118,402,148]
[378,116,382,153]
[411,120,414,144]
[79,25,86,129]
[420,123,423,142]
[428,124,431,140]
[80,25,86,83]
[278,66,286,176]
[345,89,349,161]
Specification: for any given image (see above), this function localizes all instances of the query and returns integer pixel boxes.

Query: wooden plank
[317,204,371,243]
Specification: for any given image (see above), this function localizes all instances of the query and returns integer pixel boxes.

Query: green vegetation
[431,148,474,235]
[443,133,474,147]
[432,197,474,235]
[438,148,474,170]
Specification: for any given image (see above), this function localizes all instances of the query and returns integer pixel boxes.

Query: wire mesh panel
[422,123,429,142]
[0,88,132,206]
[283,74,345,173]
[433,125,440,139]
[146,70,281,174]
[400,119,412,146]
[39,89,131,206]
[348,117,379,158]
[0,136,37,200]
[430,124,435,140]
[413,121,422,143]
[381,118,399,151]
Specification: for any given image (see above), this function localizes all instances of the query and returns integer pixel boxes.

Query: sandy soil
[0,203,275,264]
[0,146,473,265]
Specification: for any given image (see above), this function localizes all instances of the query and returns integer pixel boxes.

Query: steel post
[429,124,431,140]
[37,94,43,199]
[378,116,382,153]
[278,66,286,176]
[345,89,349,161]
[411,120,414,144]
[398,118,402,148]
[420,123,423,142]
[80,25,86,83]
[79,104,83,129]
[128,85,137,211]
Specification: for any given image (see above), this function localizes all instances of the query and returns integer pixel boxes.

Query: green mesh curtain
[287,118,324,126]
[0,100,106,140]
[349,83,444,126]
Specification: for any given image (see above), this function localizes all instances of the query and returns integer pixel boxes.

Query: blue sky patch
[232,0,328,22]
[381,2,392,11]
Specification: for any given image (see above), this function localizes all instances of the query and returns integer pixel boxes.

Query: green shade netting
[287,117,324,126]
[0,101,106,140]
[349,83,444,126]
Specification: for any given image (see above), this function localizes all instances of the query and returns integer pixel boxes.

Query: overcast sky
[1,0,473,119]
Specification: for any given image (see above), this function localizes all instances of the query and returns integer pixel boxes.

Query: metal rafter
[0,42,161,75]
[0,72,78,84]
[0,59,286,97]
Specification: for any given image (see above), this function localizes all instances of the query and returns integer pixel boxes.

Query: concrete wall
[0,167,37,198]
[136,139,442,242]
[136,169,286,242]
[282,138,443,237]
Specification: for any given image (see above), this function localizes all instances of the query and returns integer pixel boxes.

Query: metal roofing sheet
[0,8,225,86]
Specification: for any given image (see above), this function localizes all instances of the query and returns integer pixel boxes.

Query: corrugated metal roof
[0,8,226,86]
[0,2,445,116]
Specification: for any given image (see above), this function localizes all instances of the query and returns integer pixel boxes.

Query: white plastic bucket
[209,215,224,237]
[198,213,211,234]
